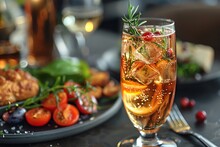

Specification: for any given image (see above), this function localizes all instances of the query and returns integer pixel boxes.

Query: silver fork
[167,104,218,147]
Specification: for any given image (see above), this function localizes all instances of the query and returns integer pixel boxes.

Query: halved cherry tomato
[75,93,97,115]
[53,104,79,127]
[25,107,51,127]
[42,91,68,112]
[64,81,81,99]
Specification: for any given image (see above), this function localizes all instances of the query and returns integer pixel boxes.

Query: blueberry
[2,107,26,124]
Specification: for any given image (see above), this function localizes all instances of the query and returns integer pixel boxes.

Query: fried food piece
[88,86,103,99]
[89,71,110,87]
[0,69,39,106]
[103,80,120,97]
[0,76,16,106]
[89,69,120,99]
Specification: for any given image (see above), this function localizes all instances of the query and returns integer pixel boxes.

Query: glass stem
[75,32,89,58]
[134,131,162,146]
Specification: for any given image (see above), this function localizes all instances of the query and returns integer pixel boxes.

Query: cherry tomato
[53,104,79,127]
[25,107,51,127]
[64,81,81,99]
[142,31,153,41]
[75,93,97,115]
[42,91,68,112]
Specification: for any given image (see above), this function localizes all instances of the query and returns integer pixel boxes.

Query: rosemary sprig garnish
[122,1,146,36]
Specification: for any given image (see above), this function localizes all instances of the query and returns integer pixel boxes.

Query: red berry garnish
[188,99,196,108]
[154,31,161,35]
[196,110,207,123]
[142,31,153,41]
[180,97,189,108]
[167,48,174,58]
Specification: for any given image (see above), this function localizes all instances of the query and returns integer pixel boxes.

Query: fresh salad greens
[177,61,203,79]
[27,58,90,85]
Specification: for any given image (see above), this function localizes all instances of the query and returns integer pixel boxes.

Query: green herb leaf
[39,58,89,77]
[28,58,90,84]
[122,1,146,36]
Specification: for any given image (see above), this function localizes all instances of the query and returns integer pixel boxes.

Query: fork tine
[173,104,189,126]
[168,106,180,128]
[168,104,190,129]
[167,115,175,128]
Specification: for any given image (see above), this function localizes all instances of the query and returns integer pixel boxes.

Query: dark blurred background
[100,0,220,33]
[10,0,220,50]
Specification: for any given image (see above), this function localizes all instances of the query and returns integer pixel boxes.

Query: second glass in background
[25,0,56,67]
[62,0,103,59]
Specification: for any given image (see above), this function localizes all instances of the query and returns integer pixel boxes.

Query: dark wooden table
[1,30,220,147]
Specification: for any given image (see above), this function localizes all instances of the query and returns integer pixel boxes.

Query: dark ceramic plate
[0,95,122,144]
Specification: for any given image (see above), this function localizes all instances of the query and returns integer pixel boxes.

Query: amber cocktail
[119,18,177,147]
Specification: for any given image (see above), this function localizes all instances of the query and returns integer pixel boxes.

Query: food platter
[177,46,220,85]
[0,57,122,144]
[0,94,122,144]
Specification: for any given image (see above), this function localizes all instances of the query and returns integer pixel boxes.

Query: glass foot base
[117,135,177,147]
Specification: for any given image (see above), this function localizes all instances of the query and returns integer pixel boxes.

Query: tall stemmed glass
[62,0,103,58]
[119,17,177,147]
